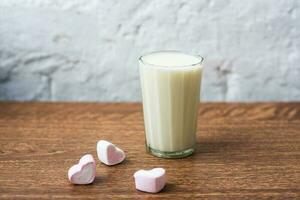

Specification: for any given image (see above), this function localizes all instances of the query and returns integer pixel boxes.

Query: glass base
[146,145,195,159]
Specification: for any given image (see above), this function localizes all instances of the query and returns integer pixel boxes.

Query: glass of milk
[139,50,204,158]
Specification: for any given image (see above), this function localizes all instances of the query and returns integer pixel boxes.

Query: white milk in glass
[139,51,203,158]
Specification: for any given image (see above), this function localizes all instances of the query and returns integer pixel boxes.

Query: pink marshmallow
[68,154,96,185]
[97,140,125,166]
[134,168,166,193]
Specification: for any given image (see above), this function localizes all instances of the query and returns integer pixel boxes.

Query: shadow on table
[92,176,108,185]
[196,133,251,154]
[160,182,176,193]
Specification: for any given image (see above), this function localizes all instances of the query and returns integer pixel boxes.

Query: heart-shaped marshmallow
[68,154,96,185]
[133,168,166,193]
[97,140,125,166]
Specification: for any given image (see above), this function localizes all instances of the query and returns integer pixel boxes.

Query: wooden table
[0,102,299,199]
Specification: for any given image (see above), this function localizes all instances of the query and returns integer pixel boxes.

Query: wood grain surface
[0,102,299,199]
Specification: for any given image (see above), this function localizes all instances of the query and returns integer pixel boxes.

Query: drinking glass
[139,50,204,158]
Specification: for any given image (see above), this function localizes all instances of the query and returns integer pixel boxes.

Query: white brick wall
[0,0,299,102]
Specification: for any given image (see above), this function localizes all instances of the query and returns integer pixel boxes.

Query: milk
[139,51,203,157]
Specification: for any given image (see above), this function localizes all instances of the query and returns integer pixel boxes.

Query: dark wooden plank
[0,102,299,199]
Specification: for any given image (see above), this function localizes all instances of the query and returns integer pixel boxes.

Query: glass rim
[139,50,204,69]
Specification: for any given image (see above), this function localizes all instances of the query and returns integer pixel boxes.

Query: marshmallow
[133,168,166,193]
[97,140,125,166]
[68,154,96,185]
